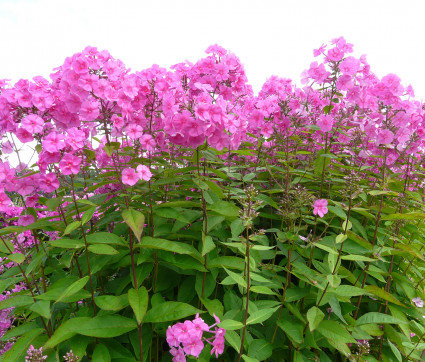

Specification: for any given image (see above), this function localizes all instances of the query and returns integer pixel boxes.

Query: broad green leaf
[81,207,97,225]
[382,212,425,221]
[341,255,375,262]
[144,302,202,323]
[85,232,125,245]
[356,312,407,326]
[202,235,216,256]
[208,256,245,270]
[63,220,81,235]
[0,295,33,309]
[138,236,202,262]
[7,253,24,264]
[29,300,50,319]
[223,267,246,288]
[225,330,241,352]
[277,317,304,345]
[388,340,402,362]
[56,276,89,303]
[333,285,365,297]
[307,306,324,331]
[44,317,91,348]
[92,343,111,362]
[317,320,356,344]
[0,321,37,342]
[218,319,244,330]
[50,238,84,249]
[45,197,63,211]
[122,208,145,242]
[248,339,273,361]
[78,315,137,338]
[95,295,129,312]
[208,201,239,217]
[128,287,149,324]
[88,244,119,255]
[246,307,279,325]
[250,286,277,296]
[364,285,406,307]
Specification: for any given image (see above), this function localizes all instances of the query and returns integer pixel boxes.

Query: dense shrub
[1,37,425,361]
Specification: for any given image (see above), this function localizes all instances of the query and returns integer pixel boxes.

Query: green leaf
[50,238,84,249]
[248,339,273,361]
[128,287,149,324]
[44,317,91,348]
[138,236,202,263]
[95,295,129,312]
[88,244,119,255]
[223,267,246,288]
[202,235,216,256]
[85,232,125,245]
[45,197,63,211]
[356,312,407,326]
[334,285,365,297]
[63,220,81,235]
[208,201,240,217]
[78,315,137,338]
[92,343,111,362]
[364,285,406,307]
[82,207,97,225]
[0,295,33,309]
[277,317,304,345]
[225,330,241,352]
[381,212,425,221]
[317,320,356,344]
[7,253,24,264]
[246,307,279,325]
[122,208,145,242]
[218,319,244,330]
[341,255,375,262]
[307,306,324,331]
[144,302,202,323]
[56,276,89,303]
[388,340,402,362]
[0,328,43,362]
[208,256,245,270]
[29,300,50,319]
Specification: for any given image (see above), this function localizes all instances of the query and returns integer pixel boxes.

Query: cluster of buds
[342,170,362,199]
[25,345,47,362]
[239,184,262,227]
[63,350,78,362]
[278,185,314,219]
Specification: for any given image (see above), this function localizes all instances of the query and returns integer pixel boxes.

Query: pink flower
[21,114,44,134]
[183,335,204,357]
[18,215,35,226]
[39,173,60,192]
[313,199,328,218]
[170,347,186,362]
[317,115,334,132]
[167,326,179,348]
[43,132,65,153]
[122,168,139,186]
[79,100,100,121]
[211,328,226,358]
[327,47,344,62]
[136,165,152,181]
[59,154,81,175]
[339,56,360,76]
[66,128,86,150]
[411,333,416,338]
[412,297,424,308]
[0,192,12,212]
[376,129,394,145]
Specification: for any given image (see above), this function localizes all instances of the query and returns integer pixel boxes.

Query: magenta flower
[317,115,334,132]
[59,154,81,175]
[412,297,424,308]
[42,132,65,153]
[39,173,60,192]
[313,199,328,218]
[136,165,152,181]
[0,192,12,212]
[122,168,139,186]
[21,114,44,134]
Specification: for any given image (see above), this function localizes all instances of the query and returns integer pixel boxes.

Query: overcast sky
[0,0,424,101]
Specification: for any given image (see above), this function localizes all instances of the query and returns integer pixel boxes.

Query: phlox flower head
[0,192,12,212]
[21,114,44,134]
[122,168,139,186]
[313,199,328,218]
[317,115,334,132]
[136,165,152,181]
[59,154,81,175]
[412,297,424,308]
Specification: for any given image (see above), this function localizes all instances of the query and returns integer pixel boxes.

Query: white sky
[0,0,424,101]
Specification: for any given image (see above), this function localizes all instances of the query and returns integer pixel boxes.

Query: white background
[0,0,424,100]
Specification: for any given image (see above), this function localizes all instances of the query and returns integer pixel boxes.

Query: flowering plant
[0,37,424,361]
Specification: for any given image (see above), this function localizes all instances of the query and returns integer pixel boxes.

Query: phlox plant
[0,37,425,361]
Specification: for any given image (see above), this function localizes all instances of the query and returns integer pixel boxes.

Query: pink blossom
[43,132,65,153]
[183,335,204,357]
[136,165,152,181]
[59,154,81,175]
[317,115,334,132]
[18,215,35,227]
[313,199,328,218]
[0,192,12,211]
[339,56,360,76]
[39,173,60,192]
[327,47,344,62]
[79,100,100,121]
[376,129,394,145]
[66,128,86,150]
[21,114,44,134]
[16,128,34,143]
[211,328,226,358]
[122,168,139,186]
[412,297,424,308]
[170,347,186,362]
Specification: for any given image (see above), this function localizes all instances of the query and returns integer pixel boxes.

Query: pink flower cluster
[166,314,225,361]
